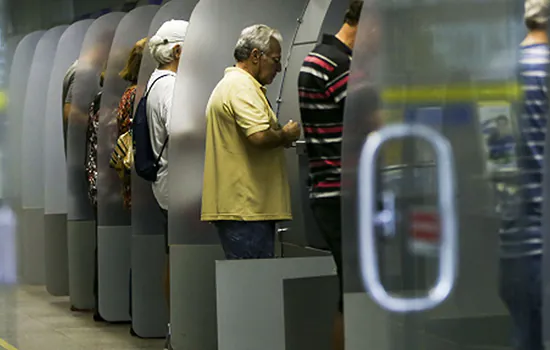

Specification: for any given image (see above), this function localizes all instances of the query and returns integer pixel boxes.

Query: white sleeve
[162,79,176,136]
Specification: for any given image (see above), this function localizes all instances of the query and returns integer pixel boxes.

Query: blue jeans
[215,221,275,260]
[499,255,542,350]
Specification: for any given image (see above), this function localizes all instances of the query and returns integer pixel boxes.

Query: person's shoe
[164,333,173,350]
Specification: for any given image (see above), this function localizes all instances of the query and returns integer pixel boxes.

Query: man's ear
[173,45,182,59]
[251,48,261,63]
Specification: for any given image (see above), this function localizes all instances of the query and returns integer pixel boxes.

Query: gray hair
[233,24,283,62]
[149,20,189,65]
[149,38,182,65]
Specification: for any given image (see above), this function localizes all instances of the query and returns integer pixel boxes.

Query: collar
[154,68,177,77]
[225,66,267,93]
[321,34,353,56]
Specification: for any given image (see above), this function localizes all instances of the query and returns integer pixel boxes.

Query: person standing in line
[298,2,363,350]
[115,37,147,210]
[201,24,301,259]
[146,19,189,350]
[499,1,550,349]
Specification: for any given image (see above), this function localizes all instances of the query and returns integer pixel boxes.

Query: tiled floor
[0,285,164,350]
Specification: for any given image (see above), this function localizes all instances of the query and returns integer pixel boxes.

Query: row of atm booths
[5,0,348,349]
[5,0,526,348]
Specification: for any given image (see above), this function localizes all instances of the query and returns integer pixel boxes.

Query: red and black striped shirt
[298,35,352,200]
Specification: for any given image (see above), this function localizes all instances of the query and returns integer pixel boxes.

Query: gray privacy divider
[97,5,159,322]
[44,19,94,297]
[6,31,45,283]
[284,275,339,350]
[168,0,308,348]
[0,35,23,201]
[66,12,125,310]
[277,0,348,251]
[216,257,335,350]
[21,25,69,286]
[131,0,198,338]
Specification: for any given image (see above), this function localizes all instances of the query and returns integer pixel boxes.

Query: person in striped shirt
[298,2,363,350]
[499,1,549,349]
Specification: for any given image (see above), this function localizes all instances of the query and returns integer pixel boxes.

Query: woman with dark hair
[115,38,147,210]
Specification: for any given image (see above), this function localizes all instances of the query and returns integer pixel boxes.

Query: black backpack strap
[145,74,172,98]
[156,136,169,165]
[145,74,172,166]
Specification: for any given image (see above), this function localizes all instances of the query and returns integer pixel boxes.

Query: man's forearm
[248,127,289,149]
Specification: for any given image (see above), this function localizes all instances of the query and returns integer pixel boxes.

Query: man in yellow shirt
[202,24,301,259]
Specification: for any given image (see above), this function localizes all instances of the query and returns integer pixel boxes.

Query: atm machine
[343,0,522,349]
[277,0,349,256]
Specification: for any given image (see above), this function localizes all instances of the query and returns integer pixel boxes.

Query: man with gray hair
[498,1,549,349]
[202,24,301,259]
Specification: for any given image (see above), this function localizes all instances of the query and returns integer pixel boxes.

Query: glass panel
[97,5,158,227]
[343,0,521,349]
[132,0,199,237]
[169,0,309,245]
[21,26,68,211]
[44,20,93,216]
[66,12,125,221]
[294,0,331,45]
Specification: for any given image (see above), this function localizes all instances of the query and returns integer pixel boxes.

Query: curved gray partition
[131,0,197,338]
[7,31,45,283]
[66,12,125,310]
[21,26,69,286]
[97,5,159,322]
[44,20,94,297]
[277,0,348,251]
[169,0,308,348]
[0,35,23,200]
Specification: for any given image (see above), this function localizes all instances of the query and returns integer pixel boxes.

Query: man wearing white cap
[146,19,189,350]
[499,1,549,349]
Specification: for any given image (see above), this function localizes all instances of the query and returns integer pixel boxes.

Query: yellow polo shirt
[201,67,292,222]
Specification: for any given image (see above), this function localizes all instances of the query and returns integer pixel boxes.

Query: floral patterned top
[85,91,102,209]
[116,86,137,210]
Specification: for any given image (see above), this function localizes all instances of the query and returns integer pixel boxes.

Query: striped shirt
[298,35,352,200]
[500,43,549,258]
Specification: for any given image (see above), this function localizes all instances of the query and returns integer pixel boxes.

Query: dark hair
[525,18,547,30]
[344,0,364,26]
[119,41,145,84]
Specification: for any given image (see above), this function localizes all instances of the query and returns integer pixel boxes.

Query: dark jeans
[215,221,275,260]
[311,198,343,312]
[499,255,542,350]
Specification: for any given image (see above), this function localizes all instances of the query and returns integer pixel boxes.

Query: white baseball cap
[525,0,550,24]
[153,19,189,43]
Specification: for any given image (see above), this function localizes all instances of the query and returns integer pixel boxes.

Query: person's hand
[282,120,301,142]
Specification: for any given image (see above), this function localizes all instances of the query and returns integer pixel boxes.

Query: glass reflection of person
[145,20,189,350]
[201,25,301,260]
[63,30,115,158]
[115,38,147,211]
[487,115,515,164]
[498,1,549,350]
